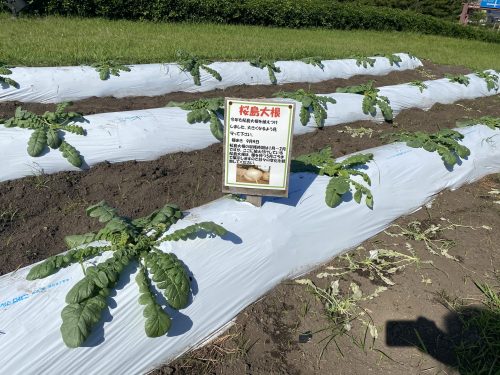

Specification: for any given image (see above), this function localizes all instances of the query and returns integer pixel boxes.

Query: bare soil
[0,61,498,375]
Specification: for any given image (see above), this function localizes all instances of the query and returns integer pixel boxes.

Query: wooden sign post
[222,98,295,206]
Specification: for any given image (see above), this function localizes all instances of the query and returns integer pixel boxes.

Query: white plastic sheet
[1,71,498,183]
[0,54,422,103]
[0,124,499,375]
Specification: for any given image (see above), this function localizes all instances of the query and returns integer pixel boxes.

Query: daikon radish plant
[26,201,228,348]
[475,71,499,92]
[0,64,18,88]
[382,129,470,168]
[301,56,325,70]
[292,147,374,209]
[167,98,224,140]
[409,80,428,93]
[249,57,281,85]
[354,56,376,69]
[91,61,131,80]
[274,89,336,128]
[383,54,403,67]
[445,74,470,87]
[1,102,86,167]
[176,50,222,86]
[336,81,393,122]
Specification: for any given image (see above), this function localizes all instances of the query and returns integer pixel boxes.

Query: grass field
[1,13,500,70]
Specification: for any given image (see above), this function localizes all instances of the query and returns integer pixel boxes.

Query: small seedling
[336,81,393,122]
[26,201,228,348]
[167,98,224,140]
[1,103,86,167]
[273,89,336,128]
[409,80,428,93]
[445,74,470,86]
[292,147,374,209]
[176,50,222,86]
[0,63,18,88]
[91,61,131,80]
[249,57,281,85]
[382,129,470,168]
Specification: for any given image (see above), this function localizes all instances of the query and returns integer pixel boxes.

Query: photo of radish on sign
[222,98,295,198]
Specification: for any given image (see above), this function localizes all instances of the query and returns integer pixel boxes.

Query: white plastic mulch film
[0,124,499,374]
[1,71,499,183]
[0,53,421,103]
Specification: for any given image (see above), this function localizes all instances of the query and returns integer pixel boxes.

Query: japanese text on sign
[223,99,295,196]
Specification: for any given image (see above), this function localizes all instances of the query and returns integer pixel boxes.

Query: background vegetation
[1,13,500,70]
[7,0,500,44]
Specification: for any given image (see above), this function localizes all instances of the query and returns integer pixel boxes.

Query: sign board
[222,98,295,198]
[481,0,500,9]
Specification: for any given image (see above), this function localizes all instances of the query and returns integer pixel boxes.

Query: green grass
[1,13,500,70]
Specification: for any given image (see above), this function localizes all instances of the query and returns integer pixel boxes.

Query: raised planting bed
[0,54,421,104]
[1,71,498,183]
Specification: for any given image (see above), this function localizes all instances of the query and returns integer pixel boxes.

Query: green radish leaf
[27,128,47,157]
[26,259,56,280]
[66,277,97,304]
[60,294,107,348]
[136,267,172,338]
[59,141,82,167]
[86,201,117,223]
[65,233,97,248]
[47,128,62,149]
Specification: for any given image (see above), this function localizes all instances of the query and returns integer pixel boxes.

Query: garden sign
[222,98,295,205]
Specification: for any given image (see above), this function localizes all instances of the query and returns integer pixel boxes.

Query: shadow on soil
[386,307,500,374]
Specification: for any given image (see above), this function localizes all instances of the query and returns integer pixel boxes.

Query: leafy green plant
[167,98,224,140]
[1,102,86,167]
[457,116,500,130]
[445,74,470,86]
[273,89,336,128]
[0,64,18,88]
[336,81,393,122]
[291,147,374,209]
[301,56,324,70]
[354,56,376,69]
[475,71,499,92]
[249,57,281,85]
[26,201,228,348]
[176,50,222,86]
[382,129,470,168]
[409,80,428,93]
[91,61,131,80]
[384,54,402,66]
